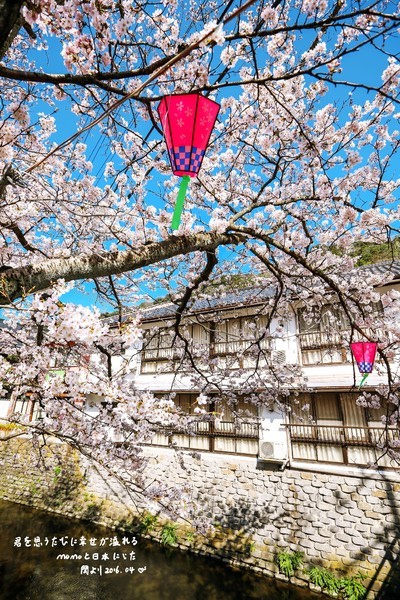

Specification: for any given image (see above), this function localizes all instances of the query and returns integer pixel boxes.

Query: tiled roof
[141,285,276,321]
[356,259,400,280]
[139,259,400,322]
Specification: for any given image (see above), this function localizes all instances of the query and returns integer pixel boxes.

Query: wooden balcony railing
[299,327,391,351]
[210,338,270,357]
[141,327,391,370]
[298,330,347,351]
[147,418,260,456]
[141,339,271,372]
[288,423,400,448]
[205,419,259,438]
[142,345,175,361]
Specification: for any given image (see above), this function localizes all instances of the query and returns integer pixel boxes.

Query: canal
[0,499,323,599]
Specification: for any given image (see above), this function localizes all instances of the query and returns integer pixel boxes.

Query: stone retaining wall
[1,438,399,598]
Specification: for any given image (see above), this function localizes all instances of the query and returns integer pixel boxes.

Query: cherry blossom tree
[0,0,400,518]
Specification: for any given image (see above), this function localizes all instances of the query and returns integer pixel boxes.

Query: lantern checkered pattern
[350,342,378,374]
[169,146,205,174]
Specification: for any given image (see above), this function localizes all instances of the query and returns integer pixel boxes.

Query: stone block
[368,554,385,564]
[359,546,374,556]
[383,514,400,526]
[331,545,348,557]
[319,488,333,497]
[365,509,386,522]
[349,508,364,518]
[342,484,356,493]
[318,529,333,539]
[284,471,298,480]
[269,475,280,483]
[379,505,396,514]
[300,472,313,480]
[351,492,362,502]
[311,480,323,488]
[372,490,387,499]
[302,526,315,536]
[356,486,370,496]
[286,497,300,507]
[326,537,342,548]
[314,541,333,553]
[314,517,331,527]
[320,497,338,506]
[336,532,351,543]
[335,517,350,529]
[343,514,358,524]
[298,538,314,550]
[351,536,369,547]
[365,495,382,505]
[358,501,375,511]
[354,523,370,533]
[370,525,387,536]
[361,516,377,526]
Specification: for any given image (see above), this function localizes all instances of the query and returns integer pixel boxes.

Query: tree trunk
[0,1,26,60]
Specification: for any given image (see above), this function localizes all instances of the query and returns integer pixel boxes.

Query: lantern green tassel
[171,175,190,230]
[359,373,369,389]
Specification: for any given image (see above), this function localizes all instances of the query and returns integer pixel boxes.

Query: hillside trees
[0,0,400,517]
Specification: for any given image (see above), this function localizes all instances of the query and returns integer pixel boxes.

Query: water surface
[0,499,322,600]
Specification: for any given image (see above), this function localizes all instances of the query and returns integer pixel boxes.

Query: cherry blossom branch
[174,250,218,331]
[21,0,259,175]
[0,231,245,305]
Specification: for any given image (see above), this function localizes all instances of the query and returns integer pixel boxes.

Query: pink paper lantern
[158,93,220,177]
[158,93,220,229]
[350,342,378,373]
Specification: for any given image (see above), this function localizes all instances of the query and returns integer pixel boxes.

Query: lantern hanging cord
[359,373,369,389]
[23,0,259,176]
[171,176,190,230]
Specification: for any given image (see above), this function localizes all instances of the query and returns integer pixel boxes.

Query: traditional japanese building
[2,260,400,597]
[129,259,400,474]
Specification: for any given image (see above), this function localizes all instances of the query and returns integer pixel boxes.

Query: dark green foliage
[339,572,367,600]
[138,511,158,535]
[352,237,400,266]
[308,566,341,594]
[329,236,400,266]
[160,522,178,546]
[275,550,304,577]
[308,566,367,600]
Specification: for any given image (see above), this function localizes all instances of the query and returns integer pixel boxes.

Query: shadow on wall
[195,466,400,598]
[6,437,400,598]
[195,485,303,566]
[365,473,400,600]
[374,543,400,600]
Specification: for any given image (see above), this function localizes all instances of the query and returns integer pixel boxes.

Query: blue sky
[25,13,399,311]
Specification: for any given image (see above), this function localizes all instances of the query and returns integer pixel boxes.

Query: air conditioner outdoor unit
[271,350,286,366]
[258,440,287,463]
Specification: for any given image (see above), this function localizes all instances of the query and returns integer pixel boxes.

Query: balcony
[141,344,175,373]
[141,338,272,373]
[149,417,260,455]
[288,422,400,467]
[298,327,389,366]
[146,392,260,455]
[298,330,349,365]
